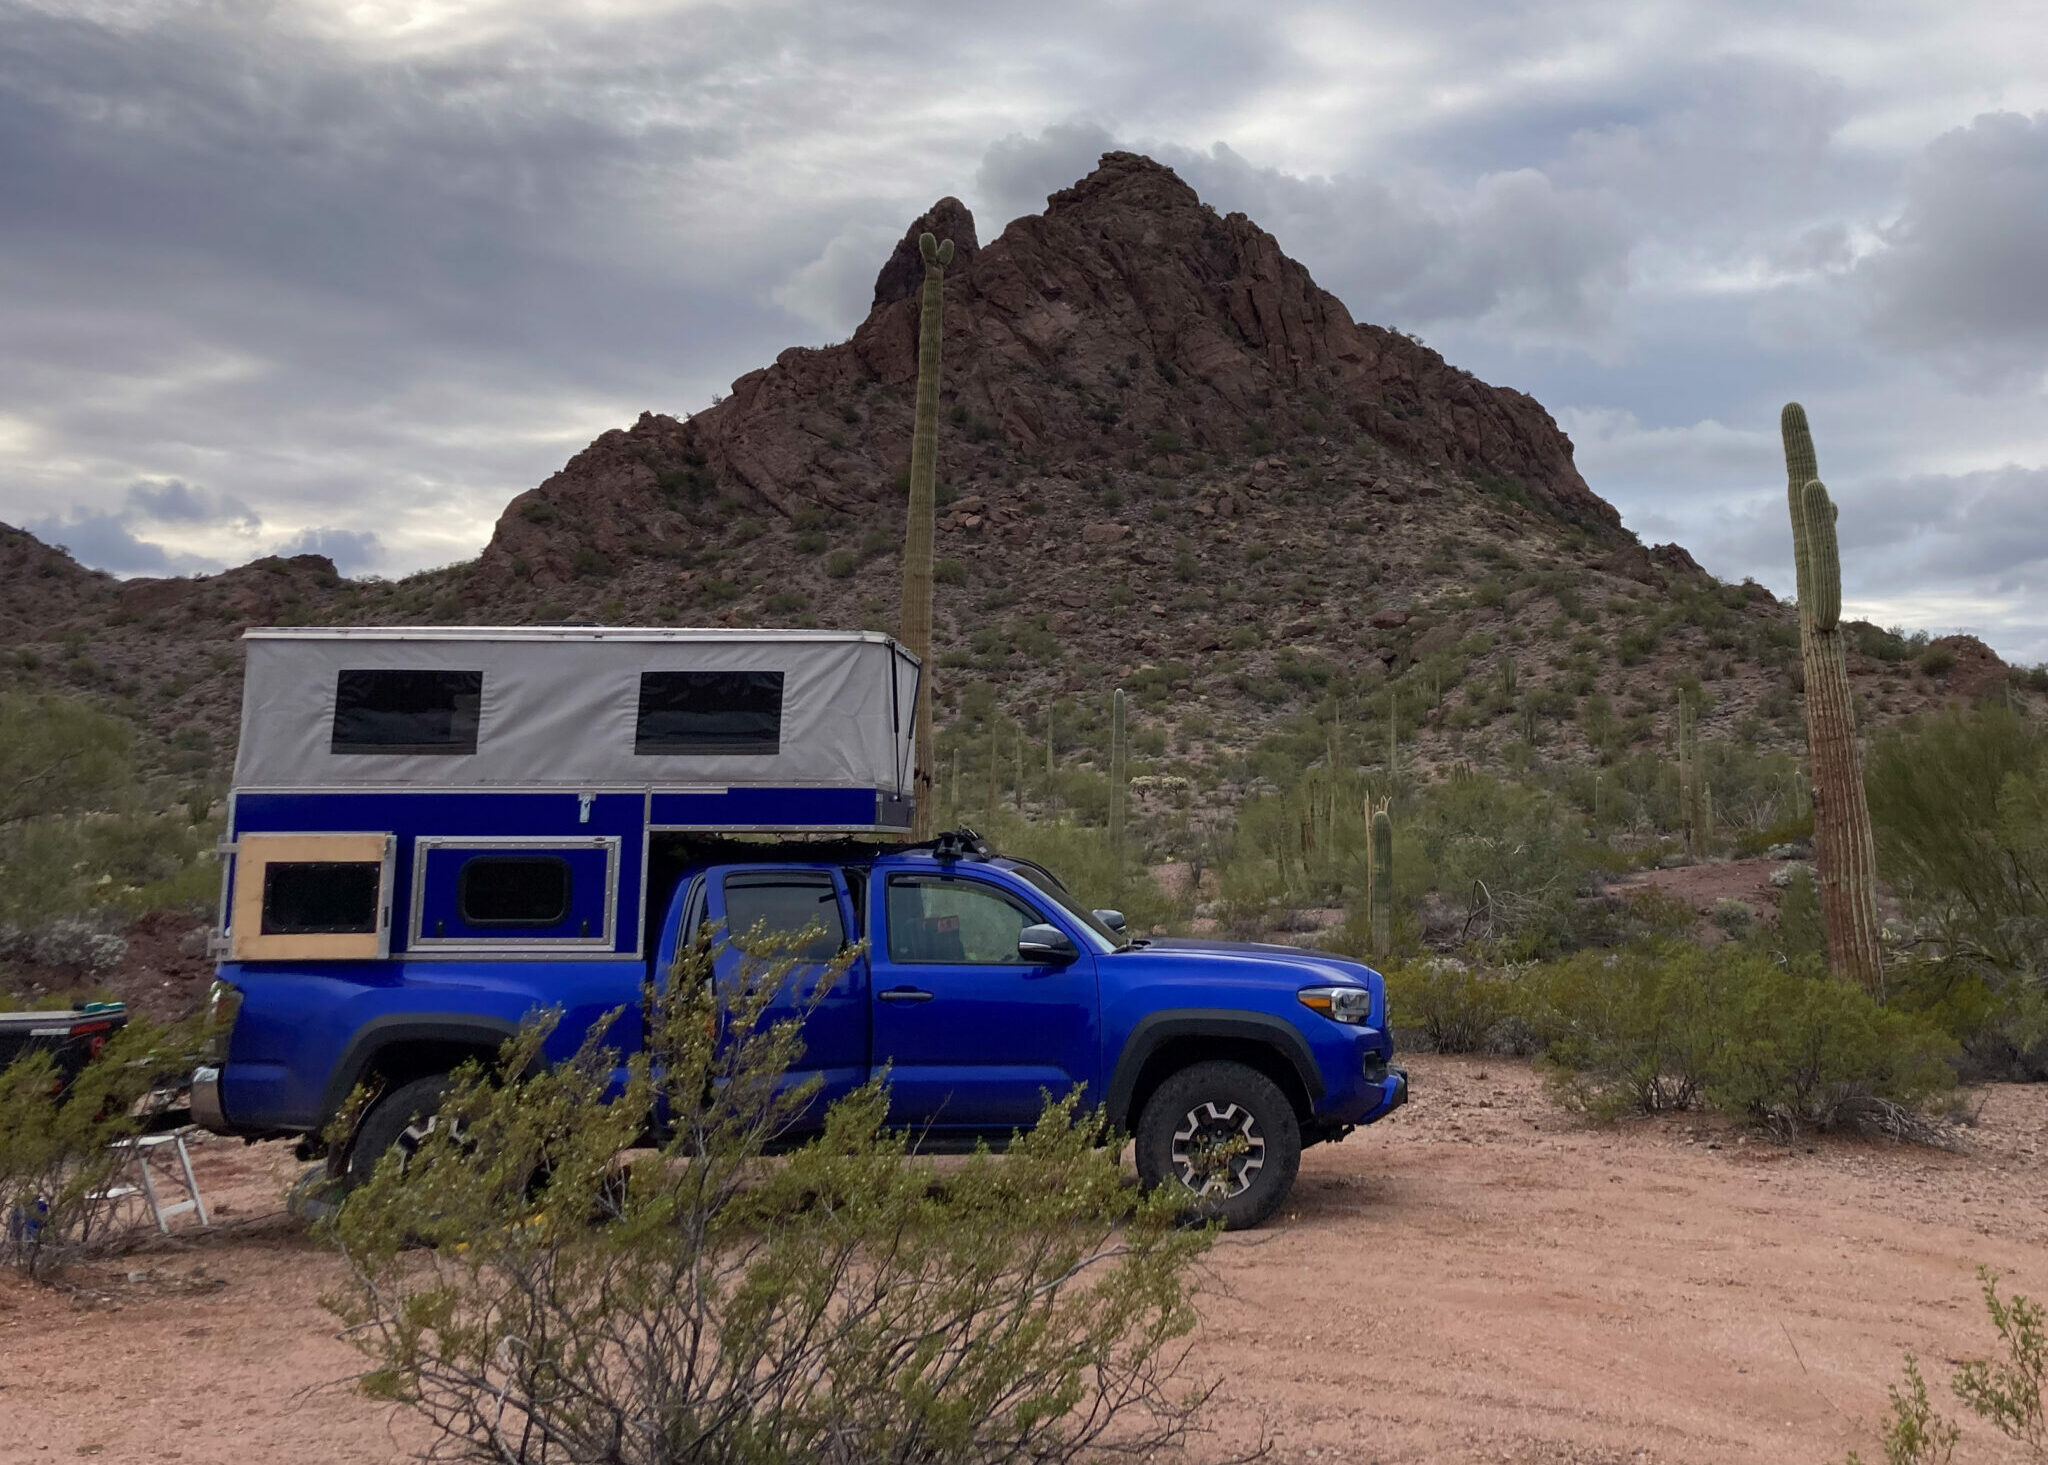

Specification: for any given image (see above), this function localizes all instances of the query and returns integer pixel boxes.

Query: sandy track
[3,1055,2044,1464]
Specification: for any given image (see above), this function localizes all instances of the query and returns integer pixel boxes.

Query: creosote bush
[1847,1268,2046,1465]
[325,932,1215,1465]
[1382,942,1956,1137]
[1524,945,1956,1133]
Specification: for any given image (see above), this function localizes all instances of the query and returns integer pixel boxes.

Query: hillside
[0,154,2021,804]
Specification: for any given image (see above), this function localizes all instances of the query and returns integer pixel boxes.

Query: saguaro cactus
[900,231,955,839]
[1370,806,1394,959]
[1676,695,1700,859]
[1781,403,1885,996]
[1109,688,1127,885]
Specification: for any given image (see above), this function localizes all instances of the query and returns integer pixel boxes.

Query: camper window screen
[459,856,571,928]
[261,862,382,935]
[332,670,482,754]
[635,671,783,755]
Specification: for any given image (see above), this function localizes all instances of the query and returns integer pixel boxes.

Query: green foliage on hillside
[0,690,219,943]
[1867,704,2048,1076]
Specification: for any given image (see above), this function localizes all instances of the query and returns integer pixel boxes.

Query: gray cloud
[1842,463,2048,589]
[276,526,385,576]
[1861,111,2048,378]
[0,0,2044,661]
[21,508,191,576]
[127,479,260,531]
[974,127,1630,347]
[23,477,265,575]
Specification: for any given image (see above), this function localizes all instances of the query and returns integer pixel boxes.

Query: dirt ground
[4,1055,2045,1465]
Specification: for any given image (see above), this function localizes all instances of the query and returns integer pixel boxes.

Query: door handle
[878,986,933,1004]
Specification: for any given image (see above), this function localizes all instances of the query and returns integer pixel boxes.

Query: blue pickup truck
[189,628,1405,1228]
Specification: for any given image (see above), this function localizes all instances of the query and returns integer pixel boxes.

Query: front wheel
[1134,1060,1301,1230]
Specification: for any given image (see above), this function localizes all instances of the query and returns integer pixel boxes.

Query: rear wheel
[1133,1060,1301,1230]
[345,1074,454,1188]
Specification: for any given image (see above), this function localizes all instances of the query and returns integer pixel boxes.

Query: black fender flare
[317,1013,525,1130]
[1104,1008,1325,1133]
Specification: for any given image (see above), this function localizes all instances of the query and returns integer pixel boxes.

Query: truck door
[706,866,869,1119]
[866,869,1100,1130]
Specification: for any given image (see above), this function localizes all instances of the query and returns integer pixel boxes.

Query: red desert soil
[4,1055,2044,1464]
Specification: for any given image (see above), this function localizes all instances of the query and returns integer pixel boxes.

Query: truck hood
[1124,937,1378,989]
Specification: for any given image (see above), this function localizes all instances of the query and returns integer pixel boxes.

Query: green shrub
[1867,705,2048,977]
[327,934,1211,1463]
[1522,946,1955,1133]
[1383,959,1519,1053]
[1522,947,1733,1117]
[934,558,967,586]
[1708,963,1956,1136]
[1845,1268,2044,1465]
[825,549,857,578]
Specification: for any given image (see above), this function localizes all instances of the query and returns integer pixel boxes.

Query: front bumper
[189,1064,227,1132]
[1360,1065,1408,1122]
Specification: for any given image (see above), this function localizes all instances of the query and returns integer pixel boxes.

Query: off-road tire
[345,1074,453,1188]
[1134,1059,1301,1230]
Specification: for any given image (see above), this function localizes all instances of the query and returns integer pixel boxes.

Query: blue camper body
[193,626,1405,1228]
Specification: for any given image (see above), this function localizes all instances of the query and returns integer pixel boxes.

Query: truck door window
[722,872,844,961]
[885,876,1044,965]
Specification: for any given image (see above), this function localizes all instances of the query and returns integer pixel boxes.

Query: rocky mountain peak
[871,196,981,309]
[478,151,1619,594]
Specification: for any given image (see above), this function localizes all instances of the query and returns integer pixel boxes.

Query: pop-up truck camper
[193,625,1404,1229]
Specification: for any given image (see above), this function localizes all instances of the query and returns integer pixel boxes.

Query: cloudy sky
[3,0,2044,659]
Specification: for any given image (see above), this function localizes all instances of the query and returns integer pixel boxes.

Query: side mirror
[1017,923,1078,964]
[1093,908,1127,935]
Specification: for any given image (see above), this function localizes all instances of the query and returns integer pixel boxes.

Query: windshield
[1002,861,1124,953]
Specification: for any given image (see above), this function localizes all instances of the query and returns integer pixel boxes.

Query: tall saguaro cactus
[1370,805,1394,960]
[900,231,955,839]
[1676,695,1700,859]
[1109,688,1127,887]
[1781,405,1885,996]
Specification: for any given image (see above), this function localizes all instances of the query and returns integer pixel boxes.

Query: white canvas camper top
[231,626,921,799]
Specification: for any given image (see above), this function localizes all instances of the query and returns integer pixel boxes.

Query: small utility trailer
[0,1003,128,1094]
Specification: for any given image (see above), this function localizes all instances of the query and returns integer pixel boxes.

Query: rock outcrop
[478,151,1616,591]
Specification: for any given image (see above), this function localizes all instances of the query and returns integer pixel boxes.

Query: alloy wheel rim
[1170,1100,1265,1198]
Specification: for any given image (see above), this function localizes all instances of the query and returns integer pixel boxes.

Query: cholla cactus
[900,231,955,839]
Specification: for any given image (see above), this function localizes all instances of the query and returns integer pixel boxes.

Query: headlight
[1298,985,1373,1024]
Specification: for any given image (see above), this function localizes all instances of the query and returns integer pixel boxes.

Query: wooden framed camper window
[229,833,394,961]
